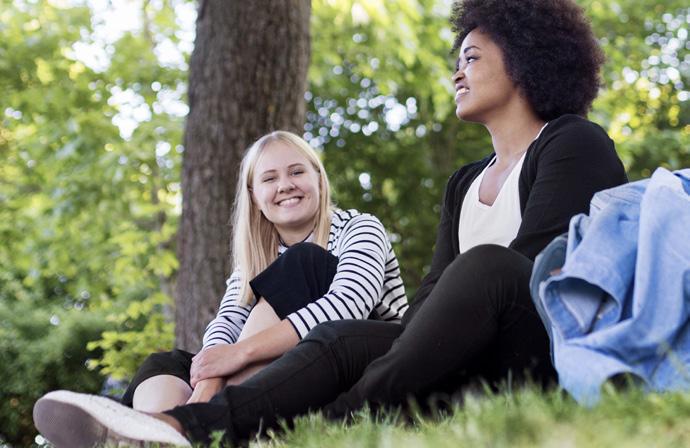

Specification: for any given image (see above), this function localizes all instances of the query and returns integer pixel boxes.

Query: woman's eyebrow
[463,45,480,53]
[259,163,305,176]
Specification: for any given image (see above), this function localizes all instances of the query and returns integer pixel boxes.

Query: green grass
[240,386,690,448]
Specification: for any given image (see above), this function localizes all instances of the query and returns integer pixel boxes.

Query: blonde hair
[232,131,333,305]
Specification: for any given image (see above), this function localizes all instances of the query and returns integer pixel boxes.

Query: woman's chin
[455,105,472,121]
[455,107,485,124]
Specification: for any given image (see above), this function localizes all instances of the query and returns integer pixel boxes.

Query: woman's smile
[252,141,321,241]
[276,196,303,207]
[455,85,470,102]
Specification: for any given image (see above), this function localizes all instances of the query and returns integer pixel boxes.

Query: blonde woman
[117,131,407,413]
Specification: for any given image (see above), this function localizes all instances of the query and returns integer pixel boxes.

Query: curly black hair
[451,0,605,121]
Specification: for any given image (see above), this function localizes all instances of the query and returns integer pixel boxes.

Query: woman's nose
[277,179,295,193]
[452,66,464,83]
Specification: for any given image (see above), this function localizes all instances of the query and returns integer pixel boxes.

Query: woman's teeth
[279,197,301,206]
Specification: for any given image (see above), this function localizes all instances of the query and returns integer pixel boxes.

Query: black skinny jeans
[165,244,556,445]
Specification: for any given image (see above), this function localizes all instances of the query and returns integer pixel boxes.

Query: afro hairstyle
[451,0,605,121]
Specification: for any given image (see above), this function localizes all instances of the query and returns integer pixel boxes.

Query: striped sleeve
[286,214,388,338]
[375,248,409,320]
[201,270,253,348]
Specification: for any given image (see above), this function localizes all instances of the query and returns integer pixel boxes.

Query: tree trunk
[175,0,311,351]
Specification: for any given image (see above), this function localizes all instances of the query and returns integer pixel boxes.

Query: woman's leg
[323,244,555,417]
[221,242,340,385]
[132,375,192,412]
[121,350,195,412]
[164,320,402,444]
[225,299,281,385]
[237,299,281,340]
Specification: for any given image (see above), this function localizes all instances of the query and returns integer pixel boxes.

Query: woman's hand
[186,377,226,404]
[190,344,248,387]
[190,320,299,387]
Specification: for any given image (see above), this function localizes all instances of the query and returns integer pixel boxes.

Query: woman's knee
[280,242,329,262]
[301,320,401,348]
[142,349,192,368]
[301,320,358,346]
[446,244,531,282]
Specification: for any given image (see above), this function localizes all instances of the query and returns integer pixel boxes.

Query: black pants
[164,245,556,444]
[121,242,339,407]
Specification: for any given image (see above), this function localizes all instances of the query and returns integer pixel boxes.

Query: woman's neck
[277,227,313,247]
[484,103,546,169]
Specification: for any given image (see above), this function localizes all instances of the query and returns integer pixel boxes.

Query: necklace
[278,229,314,248]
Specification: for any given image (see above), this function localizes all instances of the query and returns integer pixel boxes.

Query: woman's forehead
[254,142,310,174]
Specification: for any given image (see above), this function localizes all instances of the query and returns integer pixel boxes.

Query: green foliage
[86,292,174,380]
[583,1,689,179]
[0,300,109,447]
[0,0,185,443]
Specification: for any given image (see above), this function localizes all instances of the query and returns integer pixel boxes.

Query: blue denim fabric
[530,168,690,405]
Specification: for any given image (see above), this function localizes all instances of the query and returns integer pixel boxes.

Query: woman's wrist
[233,339,256,368]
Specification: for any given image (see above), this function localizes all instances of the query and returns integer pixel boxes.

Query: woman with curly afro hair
[33,0,628,446]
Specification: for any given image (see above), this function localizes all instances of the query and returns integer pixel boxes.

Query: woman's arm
[510,117,627,260]
[284,213,389,338]
[401,170,463,326]
[201,271,253,347]
[185,271,254,396]
[190,319,298,386]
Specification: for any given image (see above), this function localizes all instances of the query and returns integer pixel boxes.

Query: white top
[457,123,549,253]
[202,209,408,347]
[458,152,526,253]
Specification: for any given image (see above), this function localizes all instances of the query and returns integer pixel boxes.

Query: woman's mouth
[455,87,469,101]
[277,197,302,207]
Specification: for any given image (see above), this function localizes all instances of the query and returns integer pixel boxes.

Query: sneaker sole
[33,390,191,447]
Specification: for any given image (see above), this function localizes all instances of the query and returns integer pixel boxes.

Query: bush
[0,300,110,447]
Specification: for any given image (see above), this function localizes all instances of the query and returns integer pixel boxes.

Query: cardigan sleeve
[509,117,627,260]
[201,270,253,348]
[286,214,389,338]
[401,170,462,326]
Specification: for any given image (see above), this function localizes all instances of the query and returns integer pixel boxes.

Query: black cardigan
[403,114,628,325]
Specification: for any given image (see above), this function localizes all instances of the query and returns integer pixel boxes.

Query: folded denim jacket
[530,167,690,405]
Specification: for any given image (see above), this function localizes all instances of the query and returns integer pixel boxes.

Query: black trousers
[121,242,339,407]
[164,245,556,444]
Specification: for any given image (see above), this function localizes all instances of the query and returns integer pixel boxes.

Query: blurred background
[0,0,687,445]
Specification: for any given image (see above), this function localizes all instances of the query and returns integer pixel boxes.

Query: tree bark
[175,0,311,351]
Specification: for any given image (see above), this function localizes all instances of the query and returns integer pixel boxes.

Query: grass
[240,386,690,448]
[97,385,690,447]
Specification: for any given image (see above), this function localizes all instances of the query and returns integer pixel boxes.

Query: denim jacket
[530,167,690,405]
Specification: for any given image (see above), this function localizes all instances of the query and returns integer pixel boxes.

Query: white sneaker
[33,390,192,447]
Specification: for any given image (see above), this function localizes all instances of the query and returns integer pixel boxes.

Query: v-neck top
[457,151,526,253]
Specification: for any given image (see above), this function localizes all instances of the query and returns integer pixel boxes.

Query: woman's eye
[262,176,275,183]
[291,170,304,176]
[466,56,477,64]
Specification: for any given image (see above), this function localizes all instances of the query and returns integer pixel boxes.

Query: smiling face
[452,29,521,123]
[251,141,321,243]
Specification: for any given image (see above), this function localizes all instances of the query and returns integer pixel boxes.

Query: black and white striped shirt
[202,209,408,347]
